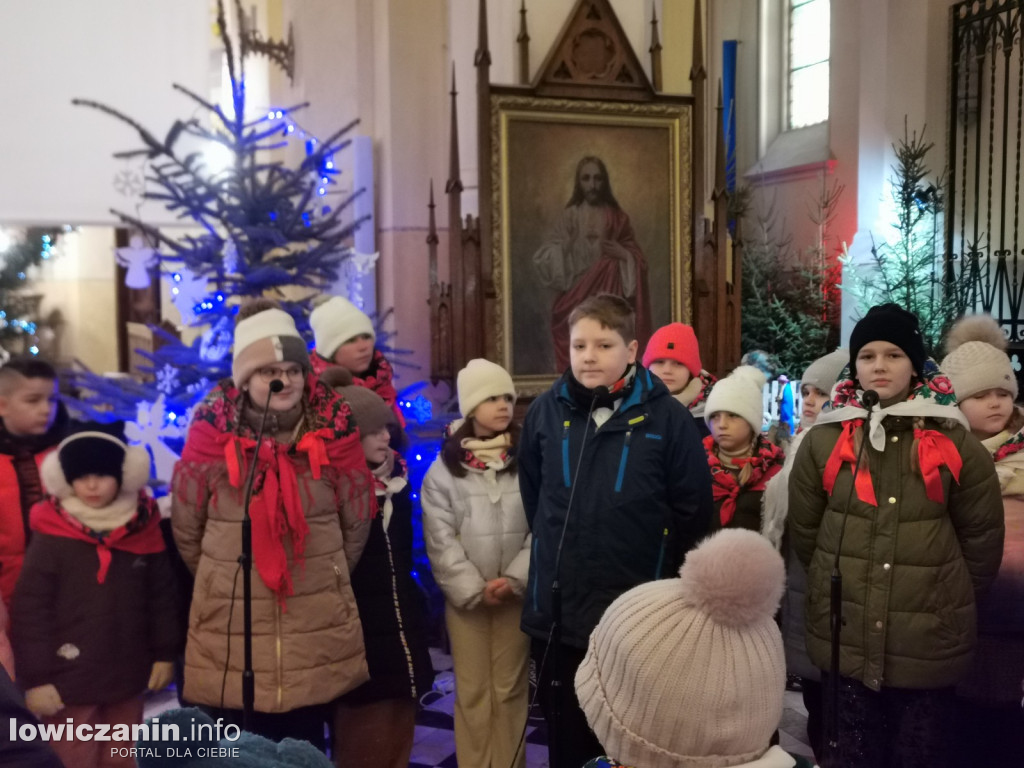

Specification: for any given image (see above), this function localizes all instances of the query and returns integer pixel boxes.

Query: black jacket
[340,459,434,705]
[519,366,714,647]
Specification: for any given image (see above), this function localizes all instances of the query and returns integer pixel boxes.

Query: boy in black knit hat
[11,423,181,768]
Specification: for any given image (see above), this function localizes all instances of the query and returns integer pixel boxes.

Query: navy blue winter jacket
[518,366,714,648]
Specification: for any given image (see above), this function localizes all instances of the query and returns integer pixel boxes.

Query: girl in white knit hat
[421,358,531,768]
[703,365,785,535]
[309,295,407,427]
[575,528,816,768]
[941,314,1024,766]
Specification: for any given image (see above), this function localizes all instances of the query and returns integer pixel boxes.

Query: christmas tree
[0,228,64,360]
[841,120,958,358]
[69,0,366,482]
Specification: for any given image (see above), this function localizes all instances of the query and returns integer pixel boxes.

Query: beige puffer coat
[171,383,371,713]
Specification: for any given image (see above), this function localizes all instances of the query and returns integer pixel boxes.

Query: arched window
[787,0,830,129]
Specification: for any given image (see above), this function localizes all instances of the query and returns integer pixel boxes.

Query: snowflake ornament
[402,394,433,425]
[1012,354,1022,373]
[112,167,145,198]
[156,364,180,395]
[115,235,159,289]
[169,267,208,326]
[124,394,183,484]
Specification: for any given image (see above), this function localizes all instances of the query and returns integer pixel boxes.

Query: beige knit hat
[310,296,376,359]
[800,348,849,397]
[704,365,767,434]
[575,529,787,768]
[232,306,309,388]
[941,314,1018,401]
[457,358,516,418]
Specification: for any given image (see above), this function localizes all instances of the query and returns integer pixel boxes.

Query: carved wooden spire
[691,0,706,82]
[713,79,727,201]
[427,180,438,285]
[649,4,662,92]
[446,65,463,196]
[475,0,491,68]
[517,1,530,85]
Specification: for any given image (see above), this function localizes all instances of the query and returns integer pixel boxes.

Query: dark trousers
[802,677,824,760]
[201,702,330,753]
[530,639,605,768]
[821,674,955,768]
[951,696,1024,768]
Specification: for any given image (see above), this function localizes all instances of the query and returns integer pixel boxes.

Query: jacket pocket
[332,561,350,620]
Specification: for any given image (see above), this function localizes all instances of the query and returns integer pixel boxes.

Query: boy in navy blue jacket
[518,294,714,768]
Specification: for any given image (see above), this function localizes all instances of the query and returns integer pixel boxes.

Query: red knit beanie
[642,323,702,375]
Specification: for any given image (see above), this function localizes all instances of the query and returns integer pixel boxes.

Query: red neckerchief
[703,435,784,526]
[822,371,962,505]
[311,350,406,427]
[181,375,373,605]
[29,494,164,584]
[994,429,1024,463]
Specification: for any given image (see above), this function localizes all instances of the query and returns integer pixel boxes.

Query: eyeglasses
[255,366,305,383]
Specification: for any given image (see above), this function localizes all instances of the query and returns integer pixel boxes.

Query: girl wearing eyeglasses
[171,298,374,758]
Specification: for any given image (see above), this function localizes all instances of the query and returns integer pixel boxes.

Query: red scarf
[704,435,784,526]
[821,373,964,505]
[29,494,164,584]
[994,430,1024,463]
[312,349,406,427]
[181,377,373,604]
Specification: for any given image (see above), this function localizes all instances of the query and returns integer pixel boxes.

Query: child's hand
[148,661,175,691]
[482,578,507,607]
[25,684,64,718]
[493,580,516,602]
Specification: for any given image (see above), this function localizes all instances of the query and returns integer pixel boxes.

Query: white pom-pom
[677,529,785,627]
[729,365,768,391]
[945,314,1007,355]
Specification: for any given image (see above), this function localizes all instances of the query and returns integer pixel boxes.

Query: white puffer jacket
[421,457,531,610]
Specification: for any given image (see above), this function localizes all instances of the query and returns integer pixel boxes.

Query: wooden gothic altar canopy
[426,0,739,395]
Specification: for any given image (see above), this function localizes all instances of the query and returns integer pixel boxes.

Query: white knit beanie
[310,296,376,359]
[457,358,516,418]
[800,348,849,398]
[704,365,767,434]
[941,314,1018,401]
[232,308,309,387]
[575,529,787,768]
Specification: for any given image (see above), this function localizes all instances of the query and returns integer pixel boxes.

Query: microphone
[827,389,878,755]
[236,379,280,729]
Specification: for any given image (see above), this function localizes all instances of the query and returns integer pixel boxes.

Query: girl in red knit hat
[643,322,717,437]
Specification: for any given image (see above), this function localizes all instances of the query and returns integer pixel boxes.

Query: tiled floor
[144,648,816,767]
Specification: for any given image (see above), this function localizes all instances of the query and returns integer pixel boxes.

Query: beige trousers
[445,600,530,768]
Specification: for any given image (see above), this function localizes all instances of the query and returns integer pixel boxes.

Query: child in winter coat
[576,529,816,768]
[0,356,70,610]
[788,303,1004,768]
[330,385,433,768]
[642,322,717,437]
[171,299,374,755]
[762,348,848,761]
[941,314,1024,766]
[310,295,406,426]
[422,358,531,768]
[704,365,785,534]
[11,424,181,768]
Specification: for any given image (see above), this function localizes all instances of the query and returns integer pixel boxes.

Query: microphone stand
[827,389,878,758]
[547,385,605,767]
[239,378,283,730]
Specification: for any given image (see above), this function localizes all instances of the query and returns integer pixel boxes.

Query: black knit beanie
[58,421,127,486]
[848,303,926,378]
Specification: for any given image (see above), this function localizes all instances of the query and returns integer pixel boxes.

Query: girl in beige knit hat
[421,358,531,768]
[941,314,1024,765]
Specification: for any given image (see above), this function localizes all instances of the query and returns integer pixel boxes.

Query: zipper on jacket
[614,431,632,492]
[333,563,343,592]
[275,602,283,710]
[561,419,572,487]
[383,531,418,696]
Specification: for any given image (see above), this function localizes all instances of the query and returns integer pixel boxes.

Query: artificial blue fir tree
[67,0,367,482]
[0,228,64,359]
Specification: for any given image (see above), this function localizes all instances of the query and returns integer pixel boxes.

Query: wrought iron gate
[948,0,1024,385]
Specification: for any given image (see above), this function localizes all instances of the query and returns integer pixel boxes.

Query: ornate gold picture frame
[491,93,692,395]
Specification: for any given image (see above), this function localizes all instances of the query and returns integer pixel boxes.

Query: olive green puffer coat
[788,415,1003,691]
